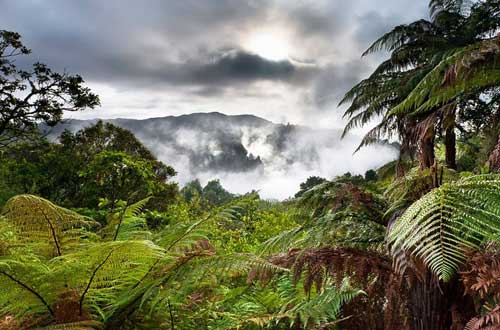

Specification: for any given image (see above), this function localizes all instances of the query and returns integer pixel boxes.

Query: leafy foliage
[1,194,97,257]
[0,30,99,148]
[388,174,500,281]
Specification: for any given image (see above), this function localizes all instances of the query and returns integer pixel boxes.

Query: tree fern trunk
[489,135,500,172]
[444,126,456,170]
[408,272,474,330]
[444,108,457,170]
[418,126,435,169]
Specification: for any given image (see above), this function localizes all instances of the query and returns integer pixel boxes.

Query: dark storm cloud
[64,49,315,89]
[0,0,428,118]
[192,51,305,83]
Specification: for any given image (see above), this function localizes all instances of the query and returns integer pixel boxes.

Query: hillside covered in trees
[1,0,500,329]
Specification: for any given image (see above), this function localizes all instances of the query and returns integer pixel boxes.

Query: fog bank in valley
[46,112,398,199]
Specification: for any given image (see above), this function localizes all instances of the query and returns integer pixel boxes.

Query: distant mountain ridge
[43,112,341,174]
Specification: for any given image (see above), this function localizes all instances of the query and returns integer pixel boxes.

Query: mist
[166,126,397,199]
[138,115,397,200]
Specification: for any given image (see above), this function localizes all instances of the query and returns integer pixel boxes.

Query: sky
[0,0,428,129]
[1,0,431,198]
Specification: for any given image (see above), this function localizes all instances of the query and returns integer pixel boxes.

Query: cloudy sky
[1,0,428,128]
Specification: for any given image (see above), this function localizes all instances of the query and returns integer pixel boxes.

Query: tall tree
[0,30,99,148]
[341,0,500,170]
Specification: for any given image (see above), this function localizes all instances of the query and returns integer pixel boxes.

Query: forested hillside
[1,0,500,329]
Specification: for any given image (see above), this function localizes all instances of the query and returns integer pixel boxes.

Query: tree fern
[260,180,387,254]
[388,38,500,117]
[384,166,459,219]
[286,278,364,328]
[387,174,500,281]
[100,197,152,241]
[1,194,97,257]
[0,240,163,323]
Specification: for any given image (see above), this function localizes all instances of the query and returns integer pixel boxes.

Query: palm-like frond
[1,195,97,257]
[387,174,500,281]
[389,38,500,117]
[101,197,152,241]
[287,278,364,328]
[384,166,459,218]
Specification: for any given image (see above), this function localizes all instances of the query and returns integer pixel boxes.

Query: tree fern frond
[1,195,97,257]
[157,194,257,251]
[389,38,500,116]
[362,20,435,56]
[100,197,151,241]
[258,227,305,255]
[0,255,54,317]
[384,166,459,219]
[388,174,500,281]
[287,278,364,328]
[429,0,471,18]
[0,216,15,256]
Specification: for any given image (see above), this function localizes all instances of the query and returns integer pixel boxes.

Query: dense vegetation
[1,0,499,329]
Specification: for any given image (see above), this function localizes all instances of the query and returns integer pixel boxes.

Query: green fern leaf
[388,174,500,281]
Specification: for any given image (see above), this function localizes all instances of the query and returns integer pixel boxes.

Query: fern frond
[101,197,151,241]
[0,255,54,318]
[388,174,500,281]
[48,240,164,315]
[2,195,97,257]
[362,20,436,56]
[287,278,364,328]
[0,216,15,256]
[384,166,459,218]
[157,194,256,251]
[259,227,304,255]
[389,38,500,116]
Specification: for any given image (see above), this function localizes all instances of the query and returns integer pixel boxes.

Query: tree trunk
[488,135,500,173]
[444,108,457,170]
[419,126,435,169]
[444,126,456,170]
[408,272,475,330]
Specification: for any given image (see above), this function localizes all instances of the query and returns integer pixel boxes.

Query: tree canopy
[0,30,99,148]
